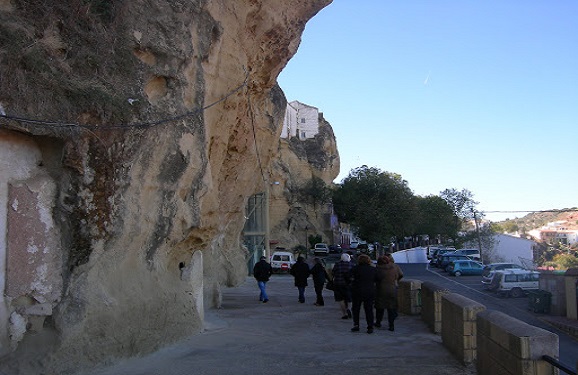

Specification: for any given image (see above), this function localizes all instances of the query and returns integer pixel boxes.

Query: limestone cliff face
[0,0,331,373]
[269,115,340,249]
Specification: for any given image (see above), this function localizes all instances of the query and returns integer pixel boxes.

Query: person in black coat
[253,256,273,303]
[349,254,378,334]
[310,257,328,306]
[290,256,310,303]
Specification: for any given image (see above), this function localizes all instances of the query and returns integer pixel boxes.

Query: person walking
[349,254,378,334]
[332,253,353,319]
[310,257,327,306]
[375,254,404,331]
[290,256,310,303]
[253,255,273,303]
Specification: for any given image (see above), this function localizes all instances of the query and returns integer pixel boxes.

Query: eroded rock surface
[0,0,331,373]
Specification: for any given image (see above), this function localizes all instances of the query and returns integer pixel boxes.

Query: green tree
[501,221,519,233]
[415,195,459,244]
[299,176,331,209]
[439,188,481,243]
[552,252,578,270]
[439,188,478,223]
[332,166,417,245]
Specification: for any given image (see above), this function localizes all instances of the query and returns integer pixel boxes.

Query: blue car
[447,260,484,276]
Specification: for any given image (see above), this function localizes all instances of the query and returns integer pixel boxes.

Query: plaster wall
[0,130,62,355]
[493,234,536,265]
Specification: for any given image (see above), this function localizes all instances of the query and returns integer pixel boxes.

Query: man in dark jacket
[349,254,378,334]
[310,257,327,306]
[253,256,273,303]
[290,256,310,303]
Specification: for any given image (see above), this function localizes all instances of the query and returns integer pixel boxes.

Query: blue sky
[278,1,578,222]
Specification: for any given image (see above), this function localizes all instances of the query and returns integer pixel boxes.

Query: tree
[415,195,459,244]
[299,176,331,209]
[332,166,417,245]
[552,252,578,270]
[439,188,480,243]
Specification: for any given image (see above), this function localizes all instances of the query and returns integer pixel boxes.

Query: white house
[281,101,319,139]
[488,234,537,267]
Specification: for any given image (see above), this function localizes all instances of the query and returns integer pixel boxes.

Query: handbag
[325,279,334,291]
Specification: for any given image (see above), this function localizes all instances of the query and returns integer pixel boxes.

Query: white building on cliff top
[281,101,319,139]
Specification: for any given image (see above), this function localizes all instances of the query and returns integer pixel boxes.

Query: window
[505,275,517,282]
[301,118,306,123]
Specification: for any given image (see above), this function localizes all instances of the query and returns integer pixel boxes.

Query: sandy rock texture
[0,0,331,373]
[269,115,340,249]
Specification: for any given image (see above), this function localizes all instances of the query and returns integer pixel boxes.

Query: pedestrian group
[252,251,403,334]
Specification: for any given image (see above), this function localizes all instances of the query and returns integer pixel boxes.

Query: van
[270,251,296,273]
[486,269,539,297]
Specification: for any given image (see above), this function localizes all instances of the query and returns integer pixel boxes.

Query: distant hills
[497,208,578,231]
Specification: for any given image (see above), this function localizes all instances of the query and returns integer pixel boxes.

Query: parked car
[430,248,455,267]
[356,243,374,254]
[485,269,540,297]
[270,251,295,273]
[437,254,472,271]
[447,260,484,276]
[313,243,329,255]
[328,244,342,253]
[452,249,481,261]
[482,263,525,278]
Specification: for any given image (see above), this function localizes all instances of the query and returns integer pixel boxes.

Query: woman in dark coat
[310,257,327,306]
[349,254,378,334]
[290,256,310,303]
[375,254,404,331]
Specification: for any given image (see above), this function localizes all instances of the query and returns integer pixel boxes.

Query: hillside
[498,208,578,232]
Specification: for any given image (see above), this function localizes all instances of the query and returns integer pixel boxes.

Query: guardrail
[542,355,577,375]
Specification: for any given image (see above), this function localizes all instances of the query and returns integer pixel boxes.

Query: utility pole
[473,209,483,263]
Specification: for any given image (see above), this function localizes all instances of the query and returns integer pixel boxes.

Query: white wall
[391,247,429,263]
[492,234,535,266]
[281,101,319,139]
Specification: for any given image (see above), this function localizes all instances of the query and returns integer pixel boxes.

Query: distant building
[281,101,319,139]
[528,221,578,246]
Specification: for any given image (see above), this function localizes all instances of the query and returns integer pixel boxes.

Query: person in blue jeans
[253,256,273,303]
[290,256,311,303]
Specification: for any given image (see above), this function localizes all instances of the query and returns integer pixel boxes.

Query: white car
[485,269,540,297]
[313,243,329,255]
[481,263,525,286]
[270,251,296,273]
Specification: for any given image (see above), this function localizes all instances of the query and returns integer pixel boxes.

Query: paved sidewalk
[82,275,475,375]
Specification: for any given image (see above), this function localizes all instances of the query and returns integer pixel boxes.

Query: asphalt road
[400,262,578,369]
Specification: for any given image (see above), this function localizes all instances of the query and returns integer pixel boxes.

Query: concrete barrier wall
[420,281,450,334]
[539,271,566,316]
[414,280,560,373]
[398,279,421,315]
[476,310,559,375]
[441,293,486,365]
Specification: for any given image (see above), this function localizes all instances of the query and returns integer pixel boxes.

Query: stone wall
[476,310,558,375]
[441,293,485,365]
[396,277,562,374]
[420,281,450,334]
[398,279,421,315]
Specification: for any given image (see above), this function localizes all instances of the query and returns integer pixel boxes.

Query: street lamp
[304,225,308,258]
